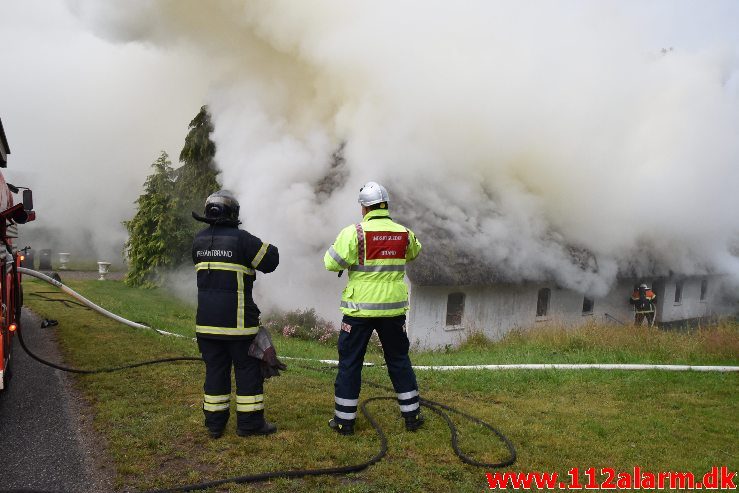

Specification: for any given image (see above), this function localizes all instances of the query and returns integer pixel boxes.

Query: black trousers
[197,336,265,431]
[635,311,656,327]
[333,315,420,425]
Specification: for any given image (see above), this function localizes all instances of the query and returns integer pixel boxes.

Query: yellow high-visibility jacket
[324,209,422,317]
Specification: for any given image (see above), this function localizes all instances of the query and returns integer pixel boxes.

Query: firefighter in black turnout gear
[192,190,279,438]
[630,283,657,327]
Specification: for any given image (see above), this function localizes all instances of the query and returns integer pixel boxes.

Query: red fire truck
[0,117,36,392]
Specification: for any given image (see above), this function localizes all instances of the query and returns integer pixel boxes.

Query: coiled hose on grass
[13,268,516,492]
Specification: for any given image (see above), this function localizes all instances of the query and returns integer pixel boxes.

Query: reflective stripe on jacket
[324,209,421,317]
[192,224,279,338]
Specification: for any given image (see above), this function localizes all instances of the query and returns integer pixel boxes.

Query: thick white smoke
[0,0,210,264]
[69,0,739,314]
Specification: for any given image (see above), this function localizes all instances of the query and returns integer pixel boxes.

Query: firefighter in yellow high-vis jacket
[324,182,423,435]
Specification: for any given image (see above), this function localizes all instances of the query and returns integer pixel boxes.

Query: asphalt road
[0,309,111,493]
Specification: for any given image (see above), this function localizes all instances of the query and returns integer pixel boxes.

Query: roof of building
[402,213,602,286]
[0,118,10,168]
[394,194,723,287]
[406,242,506,286]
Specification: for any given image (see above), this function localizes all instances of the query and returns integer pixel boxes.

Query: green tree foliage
[124,106,221,285]
[172,106,221,262]
[178,105,219,195]
[123,152,189,287]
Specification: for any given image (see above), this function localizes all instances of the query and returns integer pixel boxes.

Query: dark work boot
[207,427,224,439]
[237,421,277,437]
[404,413,424,432]
[204,411,228,439]
[328,418,354,435]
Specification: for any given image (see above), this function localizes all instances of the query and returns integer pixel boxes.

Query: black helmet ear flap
[192,211,215,224]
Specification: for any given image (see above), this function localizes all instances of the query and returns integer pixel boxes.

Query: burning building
[406,270,727,350]
[402,233,734,349]
[54,2,739,333]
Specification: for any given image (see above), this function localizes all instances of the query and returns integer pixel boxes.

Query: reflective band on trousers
[335,396,359,406]
[236,394,264,413]
[204,394,230,403]
[339,300,409,310]
[237,394,264,404]
[349,264,405,272]
[203,393,230,412]
[196,325,259,336]
[204,402,230,412]
[335,410,357,420]
[237,402,265,412]
[327,246,349,269]
[195,262,255,275]
[399,402,420,413]
[251,243,269,268]
[396,390,418,400]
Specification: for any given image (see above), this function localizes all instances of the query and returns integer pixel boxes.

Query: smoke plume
[68,0,739,314]
[0,0,211,265]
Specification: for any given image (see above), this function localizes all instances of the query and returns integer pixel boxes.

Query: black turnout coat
[192,224,278,339]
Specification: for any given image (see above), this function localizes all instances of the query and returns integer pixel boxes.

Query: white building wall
[407,276,725,350]
[592,279,641,325]
[407,282,606,349]
[658,277,711,322]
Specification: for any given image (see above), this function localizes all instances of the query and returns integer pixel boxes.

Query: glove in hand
[248,327,288,379]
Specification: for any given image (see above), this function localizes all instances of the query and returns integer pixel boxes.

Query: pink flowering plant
[263,308,339,345]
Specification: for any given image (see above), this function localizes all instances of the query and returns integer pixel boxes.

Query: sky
[2,0,739,317]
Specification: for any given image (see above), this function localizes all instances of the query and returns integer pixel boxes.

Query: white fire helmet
[357,181,390,207]
[639,283,648,289]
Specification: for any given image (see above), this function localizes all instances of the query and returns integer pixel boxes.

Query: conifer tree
[123,107,221,284]
[123,151,187,286]
[172,105,221,263]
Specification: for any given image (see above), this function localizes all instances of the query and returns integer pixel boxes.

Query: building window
[582,297,594,314]
[536,288,550,317]
[674,281,683,304]
[700,280,708,301]
[446,292,465,326]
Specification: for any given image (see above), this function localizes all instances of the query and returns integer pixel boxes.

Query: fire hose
[19,267,186,339]
[11,268,517,492]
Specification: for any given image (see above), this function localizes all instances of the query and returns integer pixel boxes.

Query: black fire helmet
[192,190,241,226]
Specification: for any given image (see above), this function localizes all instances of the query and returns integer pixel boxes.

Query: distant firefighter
[629,283,657,327]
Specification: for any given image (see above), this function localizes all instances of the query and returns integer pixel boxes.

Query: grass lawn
[21,278,739,492]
